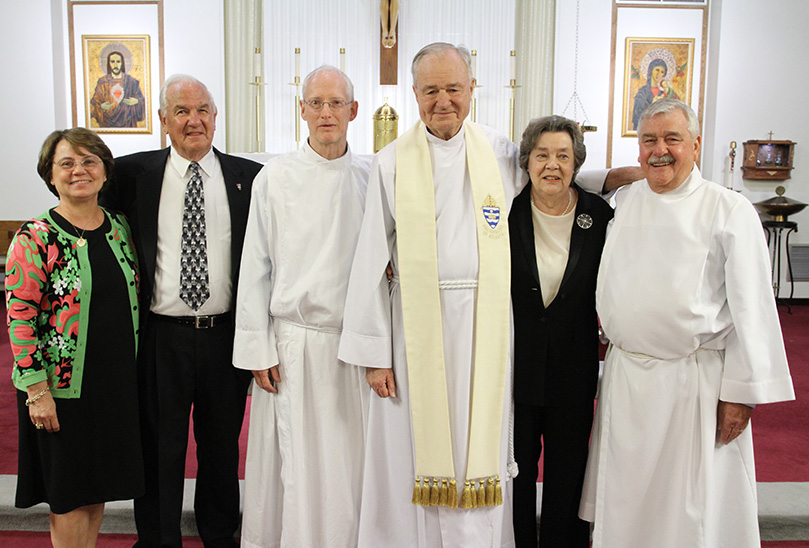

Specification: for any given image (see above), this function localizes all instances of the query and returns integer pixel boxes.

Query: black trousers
[133,314,250,548]
[512,402,594,548]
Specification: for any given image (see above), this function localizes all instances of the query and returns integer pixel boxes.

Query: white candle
[340,48,346,73]
[510,50,516,82]
[295,48,300,78]
[253,48,261,78]
[471,50,477,81]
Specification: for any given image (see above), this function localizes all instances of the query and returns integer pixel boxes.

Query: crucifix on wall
[380,0,399,84]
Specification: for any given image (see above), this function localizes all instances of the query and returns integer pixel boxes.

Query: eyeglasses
[303,99,351,111]
[54,158,103,171]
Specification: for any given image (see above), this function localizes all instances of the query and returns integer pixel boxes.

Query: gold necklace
[72,225,88,247]
[56,207,94,247]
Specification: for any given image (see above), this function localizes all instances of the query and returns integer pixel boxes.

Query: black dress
[15,211,144,514]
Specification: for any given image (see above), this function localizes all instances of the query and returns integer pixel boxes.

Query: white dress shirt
[151,147,232,316]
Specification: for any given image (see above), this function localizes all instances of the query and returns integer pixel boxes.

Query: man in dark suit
[103,74,262,548]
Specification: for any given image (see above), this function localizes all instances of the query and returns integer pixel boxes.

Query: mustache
[648,154,675,165]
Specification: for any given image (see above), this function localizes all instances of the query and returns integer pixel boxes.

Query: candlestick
[725,141,738,190]
[470,50,477,122]
[295,77,300,149]
[248,47,267,151]
[730,141,737,171]
[505,71,521,142]
[510,50,516,82]
[289,48,302,150]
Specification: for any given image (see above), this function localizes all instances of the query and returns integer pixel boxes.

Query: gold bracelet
[25,387,49,407]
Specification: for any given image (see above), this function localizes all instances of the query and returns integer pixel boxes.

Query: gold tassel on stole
[439,479,448,506]
[495,477,503,506]
[461,481,473,509]
[430,478,440,506]
[486,476,495,505]
[421,478,432,506]
[476,479,486,507]
[448,479,458,509]
[412,477,422,505]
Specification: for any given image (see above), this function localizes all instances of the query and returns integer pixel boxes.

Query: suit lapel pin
[236,183,242,191]
[576,213,593,229]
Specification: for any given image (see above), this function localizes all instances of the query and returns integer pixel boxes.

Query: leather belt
[150,312,231,329]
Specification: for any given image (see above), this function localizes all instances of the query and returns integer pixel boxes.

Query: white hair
[411,42,473,87]
[638,98,700,138]
[158,74,217,115]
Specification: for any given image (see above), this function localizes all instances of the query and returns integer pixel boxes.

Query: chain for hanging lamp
[560,0,597,132]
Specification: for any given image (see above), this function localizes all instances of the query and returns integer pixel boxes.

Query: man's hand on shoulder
[604,166,644,192]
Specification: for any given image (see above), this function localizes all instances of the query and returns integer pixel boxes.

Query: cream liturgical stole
[395,121,510,510]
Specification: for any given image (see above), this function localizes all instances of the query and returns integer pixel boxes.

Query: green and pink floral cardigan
[5,208,139,398]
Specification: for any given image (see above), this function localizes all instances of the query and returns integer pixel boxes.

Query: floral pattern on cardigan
[5,208,139,398]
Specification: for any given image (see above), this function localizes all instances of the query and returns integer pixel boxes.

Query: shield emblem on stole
[482,194,501,229]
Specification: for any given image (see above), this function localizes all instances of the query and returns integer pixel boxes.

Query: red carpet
[0,531,205,547]
[754,303,809,482]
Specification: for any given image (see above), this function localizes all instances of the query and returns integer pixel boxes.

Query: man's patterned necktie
[180,162,210,310]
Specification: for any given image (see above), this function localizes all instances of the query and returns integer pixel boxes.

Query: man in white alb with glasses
[233,65,371,548]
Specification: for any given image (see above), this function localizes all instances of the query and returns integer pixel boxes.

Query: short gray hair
[159,74,217,115]
[411,42,473,87]
[637,98,700,139]
[302,65,355,102]
[519,115,587,181]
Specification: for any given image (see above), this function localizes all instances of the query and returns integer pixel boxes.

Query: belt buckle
[194,316,212,329]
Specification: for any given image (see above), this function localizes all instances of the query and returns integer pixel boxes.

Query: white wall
[705,0,809,209]
[0,0,226,220]
[553,0,614,168]
[555,0,809,297]
[707,0,809,297]
[0,1,62,218]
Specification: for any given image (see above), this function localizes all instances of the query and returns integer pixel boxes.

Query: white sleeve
[576,169,609,196]
[232,167,279,371]
[719,198,795,404]
[338,154,396,369]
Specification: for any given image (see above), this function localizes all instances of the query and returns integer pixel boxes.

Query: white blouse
[531,199,575,307]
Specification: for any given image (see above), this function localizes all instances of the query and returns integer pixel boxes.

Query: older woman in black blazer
[510,116,614,547]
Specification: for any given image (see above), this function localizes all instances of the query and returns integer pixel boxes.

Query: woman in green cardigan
[5,128,143,547]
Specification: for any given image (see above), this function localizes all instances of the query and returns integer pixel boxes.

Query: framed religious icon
[82,35,152,134]
[621,37,694,137]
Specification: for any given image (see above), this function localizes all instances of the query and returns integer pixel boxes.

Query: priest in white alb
[233,66,371,548]
[580,98,795,547]
[338,42,522,547]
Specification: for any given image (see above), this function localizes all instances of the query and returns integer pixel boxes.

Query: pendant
[77,238,87,247]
